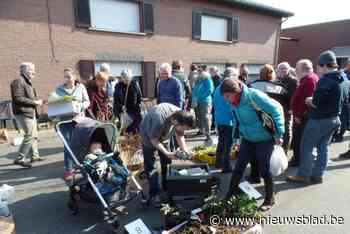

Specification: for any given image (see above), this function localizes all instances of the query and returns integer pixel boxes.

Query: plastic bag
[120,110,133,131]
[0,184,14,217]
[270,145,288,176]
[0,184,15,201]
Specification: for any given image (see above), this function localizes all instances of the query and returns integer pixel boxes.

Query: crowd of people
[9,49,350,211]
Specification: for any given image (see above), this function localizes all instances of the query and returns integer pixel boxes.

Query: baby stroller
[56,118,146,229]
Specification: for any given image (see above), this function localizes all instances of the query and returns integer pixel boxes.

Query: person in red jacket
[289,59,319,167]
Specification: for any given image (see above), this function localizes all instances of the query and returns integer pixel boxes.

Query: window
[247,64,264,83]
[201,15,228,42]
[89,0,140,33]
[95,61,142,77]
[193,10,238,43]
[74,0,154,34]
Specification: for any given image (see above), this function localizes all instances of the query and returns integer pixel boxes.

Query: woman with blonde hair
[86,71,109,121]
[55,68,90,180]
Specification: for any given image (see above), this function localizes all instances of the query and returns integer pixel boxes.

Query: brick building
[0,0,292,100]
[279,19,350,68]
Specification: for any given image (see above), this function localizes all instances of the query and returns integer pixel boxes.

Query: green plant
[226,194,263,220]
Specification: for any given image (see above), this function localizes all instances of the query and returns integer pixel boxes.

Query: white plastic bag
[270,145,288,176]
[0,184,15,201]
[120,110,133,131]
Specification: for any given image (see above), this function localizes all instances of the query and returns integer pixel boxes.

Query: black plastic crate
[166,163,213,196]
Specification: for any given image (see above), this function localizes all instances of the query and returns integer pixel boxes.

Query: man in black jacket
[10,62,43,168]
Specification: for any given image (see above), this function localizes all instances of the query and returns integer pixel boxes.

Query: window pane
[201,15,228,42]
[90,0,140,33]
[95,62,142,77]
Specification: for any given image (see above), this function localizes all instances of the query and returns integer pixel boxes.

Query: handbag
[249,95,280,136]
[120,83,133,131]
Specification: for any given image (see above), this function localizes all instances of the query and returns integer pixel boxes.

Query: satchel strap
[123,83,130,109]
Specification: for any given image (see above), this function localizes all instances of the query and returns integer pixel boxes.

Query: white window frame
[201,15,229,43]
[89,0,141,34]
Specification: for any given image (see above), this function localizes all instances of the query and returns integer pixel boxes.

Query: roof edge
[214,0,294,18]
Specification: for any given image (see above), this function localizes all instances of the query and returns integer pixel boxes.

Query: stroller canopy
[70,118,117,162]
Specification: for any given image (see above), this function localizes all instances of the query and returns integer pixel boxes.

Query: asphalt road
[1,129,350,234]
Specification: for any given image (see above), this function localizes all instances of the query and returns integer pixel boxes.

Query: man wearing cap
[287,51,349,184]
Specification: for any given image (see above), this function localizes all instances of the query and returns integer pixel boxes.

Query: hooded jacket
[310,71,349,119]
[192,73,214,104]
[213,83,235,126]
[233,85,285,142]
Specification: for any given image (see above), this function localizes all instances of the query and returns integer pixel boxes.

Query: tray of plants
[166,163,218,197]
[161,193,263,234]
[193,145,239,165]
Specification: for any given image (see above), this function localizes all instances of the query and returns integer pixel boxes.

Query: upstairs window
[201,15,228,42]
[74,0,154,35]
[89,0,140,33]
[193,10,239,43]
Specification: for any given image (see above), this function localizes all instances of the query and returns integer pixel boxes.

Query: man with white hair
[213,67,239,172]
[288,59,319,167]
[157,63,183,108]
[10,62,44,168]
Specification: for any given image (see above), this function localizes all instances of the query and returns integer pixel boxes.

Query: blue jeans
[215,125,234,169]
[59,122,76,172]
[297,117,340,178]
[142,144,171,197]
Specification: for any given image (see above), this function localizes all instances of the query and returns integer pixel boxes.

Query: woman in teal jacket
[192,72,214,143]
[221,78,284,211]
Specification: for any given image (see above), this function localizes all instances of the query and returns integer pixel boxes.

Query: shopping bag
[120,109,133,131]
[270,145,288,176]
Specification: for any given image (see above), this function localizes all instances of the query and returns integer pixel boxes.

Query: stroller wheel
[68,200,79,215]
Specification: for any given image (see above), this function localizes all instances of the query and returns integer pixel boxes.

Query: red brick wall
[0,0,281,101]
[279,19,350,67]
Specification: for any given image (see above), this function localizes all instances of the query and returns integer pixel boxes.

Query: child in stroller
[56,118,146,230]
[83,140,132,202]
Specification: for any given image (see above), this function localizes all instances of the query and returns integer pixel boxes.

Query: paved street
[1,129,350,234]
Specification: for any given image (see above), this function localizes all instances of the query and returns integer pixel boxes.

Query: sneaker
[14,159,32,168]
[31,156,45,162]
[64,170,75,181]
[339,150,350,159]
[286,175,309,184]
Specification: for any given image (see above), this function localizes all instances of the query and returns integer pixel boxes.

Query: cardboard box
[48,101,80,118]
